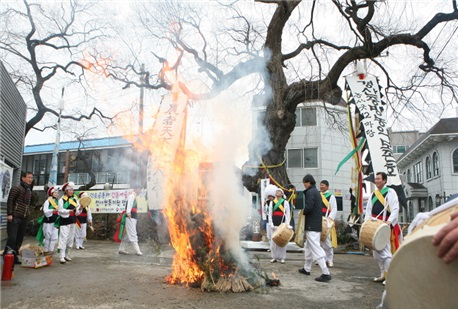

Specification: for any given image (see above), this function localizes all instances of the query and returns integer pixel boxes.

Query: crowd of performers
[36,182,93,263]
[36,181,144,262]
[261,171,458,288]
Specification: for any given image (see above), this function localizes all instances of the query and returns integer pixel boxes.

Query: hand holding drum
[433,211,458,264]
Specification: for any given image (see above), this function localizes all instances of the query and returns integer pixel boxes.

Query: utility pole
[48,88,64,188]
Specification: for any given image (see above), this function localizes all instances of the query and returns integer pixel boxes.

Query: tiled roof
[24,136,132,154]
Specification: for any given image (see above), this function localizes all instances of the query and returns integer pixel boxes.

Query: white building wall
[287,103,354,220]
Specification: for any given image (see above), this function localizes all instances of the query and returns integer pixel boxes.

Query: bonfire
[126,83,267,292]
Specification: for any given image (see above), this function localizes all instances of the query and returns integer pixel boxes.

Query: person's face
[304,181,311,189]
[52,191,59,198]
[22,173,33,185]
[275,190,283,198]
[374,174,386,190]
[66,188,74,196]
[268,195,274,201]
[320,183,328,192]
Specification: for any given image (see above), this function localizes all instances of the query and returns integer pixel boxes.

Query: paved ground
[1,237,387,309]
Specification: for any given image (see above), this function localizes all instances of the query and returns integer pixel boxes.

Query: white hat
[264,184,278,197]
[62,182,75,192]
[47,186,59,197]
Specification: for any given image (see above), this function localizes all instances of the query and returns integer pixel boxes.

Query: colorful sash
[113,210,127,243]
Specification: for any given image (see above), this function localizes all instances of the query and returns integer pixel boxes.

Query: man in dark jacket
[3,171,36,264]
[298,174,332,282]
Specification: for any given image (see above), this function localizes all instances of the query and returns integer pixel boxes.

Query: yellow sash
[374,189,391,213]
[63,195,78,208]
[273,199,285,213]
[321,193,330,209]
[48,197,58,210]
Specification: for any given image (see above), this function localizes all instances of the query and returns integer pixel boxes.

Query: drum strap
[321,192,331,213]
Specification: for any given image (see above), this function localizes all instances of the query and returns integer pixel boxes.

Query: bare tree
[105,0,458,192]
[0,0,126,136]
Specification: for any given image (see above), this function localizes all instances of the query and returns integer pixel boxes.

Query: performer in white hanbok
[268,187,291,264]
[42,186,59,255]
[74,192,92,250]
[57,182,82,264]
[364,172,401,285]
[118,185,143,256]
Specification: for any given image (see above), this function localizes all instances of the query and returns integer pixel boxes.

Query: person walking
[268,186,291,264]
[319,180,337,268]
[118,185,143,256]
[41,186,59,255]
[57,182,82,264]
[3,171,36,264]
[298,174,332,282]
[364,172,401,285]
[74,192,92,250]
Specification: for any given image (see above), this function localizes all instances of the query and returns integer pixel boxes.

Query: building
[22,136,140,192]
[396,117,458,222]
[0,61,28,244]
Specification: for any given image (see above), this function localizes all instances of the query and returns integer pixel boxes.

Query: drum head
[79,196,92,207]
[372,223,391,251]
[387,233,458,308]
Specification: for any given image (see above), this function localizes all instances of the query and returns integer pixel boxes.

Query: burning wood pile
[164,194,265,292]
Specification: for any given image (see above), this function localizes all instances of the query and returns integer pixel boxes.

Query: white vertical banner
[147,87,188,210]
[346,75,402,186]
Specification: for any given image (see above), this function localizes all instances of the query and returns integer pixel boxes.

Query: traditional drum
[294,209,305,247]
[320,217,335,242]
[272,223,294,247]
[360,219,390,251]
[386,204,458,309]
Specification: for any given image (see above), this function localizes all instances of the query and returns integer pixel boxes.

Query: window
[413,161,423,183]
[304,148,318,168]
[295,107,317,127]
[301,108,317,126]
[433,152,440,176]
[286,148,318,168]
[425,156,432,179]
[287,149,302,168]
[453,148,458,173]
[428,196,433,211]
[393,145,407,154]
[407,169,411,183]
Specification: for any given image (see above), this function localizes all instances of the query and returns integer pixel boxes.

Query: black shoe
[315,274,332,282]
[14,260,21,265]
[298,268,310,275]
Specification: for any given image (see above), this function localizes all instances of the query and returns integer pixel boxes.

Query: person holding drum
[58,182,83,264]
[363,172,401,285]
[41,186,60,255]
[319,180,337,268]
[118,185,143,256]
[74,192,92,250]
[298,174,332,282]
[267,186,291,264]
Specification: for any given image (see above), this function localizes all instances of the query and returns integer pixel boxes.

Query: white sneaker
[64,256,72,261]
[327,261,334,268]
[136,252,143,256]
[280,259,285,264]
[270,259,277,263]
[60,259,66,264]
[382,280,386,286]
